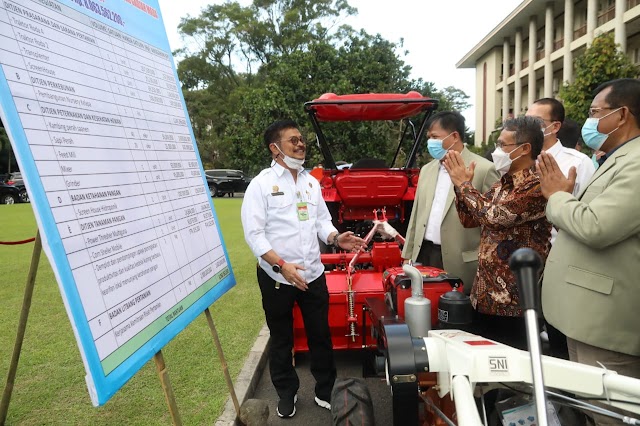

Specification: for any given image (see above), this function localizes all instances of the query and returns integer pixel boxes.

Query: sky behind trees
[157,0,523,130]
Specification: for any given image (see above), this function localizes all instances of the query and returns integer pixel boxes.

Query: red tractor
[290,94,640,426]
[292,92,464,354]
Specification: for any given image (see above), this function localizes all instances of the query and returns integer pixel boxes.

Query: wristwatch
[272,258,285,274]
[332,233,340,247]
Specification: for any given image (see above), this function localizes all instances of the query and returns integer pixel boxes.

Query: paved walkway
[215,325,395,425]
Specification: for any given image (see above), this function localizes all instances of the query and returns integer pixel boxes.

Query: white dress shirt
[424,163,451,245]
[241,162,337,285]
[546,140,597,243]
[546,140,596,197]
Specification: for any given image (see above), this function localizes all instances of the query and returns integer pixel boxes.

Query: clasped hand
[536,152,576,199]
[442,151,475,187]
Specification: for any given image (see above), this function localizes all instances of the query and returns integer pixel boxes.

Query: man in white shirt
[526,98,596,360]
[402,111,499,294]
[241,119,364,418]
[527,98,596,198]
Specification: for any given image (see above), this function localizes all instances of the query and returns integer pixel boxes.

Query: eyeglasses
[278,136,306,145]
[588,107,620,118]
[495,141,522,149]
[531,116,555,124]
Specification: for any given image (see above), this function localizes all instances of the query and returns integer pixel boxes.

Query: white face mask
[491,145,525,177]
[541,122,555,138]
[275,144,305,170]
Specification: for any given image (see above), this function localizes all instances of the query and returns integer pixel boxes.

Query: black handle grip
[509,248,542,311]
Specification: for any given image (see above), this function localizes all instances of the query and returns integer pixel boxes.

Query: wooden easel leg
[0,231,42,426]
[204,308,241,416]
[154,350,183,426]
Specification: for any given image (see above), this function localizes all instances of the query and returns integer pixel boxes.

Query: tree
[437,86,471,112]
[559,33,638,123]
[176,0,356,81]
[211,34,419,175]
[175,0,471,174]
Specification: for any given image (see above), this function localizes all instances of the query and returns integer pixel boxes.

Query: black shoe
[277,394,297,418]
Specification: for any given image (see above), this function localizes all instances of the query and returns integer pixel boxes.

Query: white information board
[0,0,236,405]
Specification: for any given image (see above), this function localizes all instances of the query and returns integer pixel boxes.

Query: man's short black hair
[264,119,299,152]
[428,111,466,142]
[502,116,544,159]
[557,118,581,149]
[532,98,565,123]
[594,78,640,128]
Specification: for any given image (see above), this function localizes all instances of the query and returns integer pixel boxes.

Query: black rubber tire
[1,194,16,205]
[19,189,29,203]
[331,377,375,426]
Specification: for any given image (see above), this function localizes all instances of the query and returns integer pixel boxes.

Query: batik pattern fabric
[454,167,552,317]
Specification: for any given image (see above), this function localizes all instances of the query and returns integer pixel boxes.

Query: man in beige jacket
[538,78,640,425]
[402,111,499,293]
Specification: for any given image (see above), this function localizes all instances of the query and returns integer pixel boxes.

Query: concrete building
[458,0,640,144]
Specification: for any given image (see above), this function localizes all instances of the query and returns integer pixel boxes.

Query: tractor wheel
[331,377,374,426]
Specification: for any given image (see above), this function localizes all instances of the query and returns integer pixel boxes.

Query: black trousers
[471,311,529,351]
[416,240,444,269]
[257,267,336,401]
[545,321,570,359]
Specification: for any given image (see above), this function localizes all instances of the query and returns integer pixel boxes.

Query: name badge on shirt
[297,202,309,221]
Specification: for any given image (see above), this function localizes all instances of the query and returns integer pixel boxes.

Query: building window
[554,38,565,50]
[597,1,615,26]
[574,24,587,38]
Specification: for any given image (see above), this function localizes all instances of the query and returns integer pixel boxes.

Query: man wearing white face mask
[526,98,595,199]
[241,119,365,418]
[538,79,640,426]
[527,99,597,360]
[443,116,552,350]
[402,112,498,294]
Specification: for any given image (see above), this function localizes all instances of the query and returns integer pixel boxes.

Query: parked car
[5,172,28,203]
[0,182,21,204]
[204,169,250,197]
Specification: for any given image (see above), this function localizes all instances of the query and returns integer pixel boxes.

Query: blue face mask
[427,132,454,160]
[581,108,621,150]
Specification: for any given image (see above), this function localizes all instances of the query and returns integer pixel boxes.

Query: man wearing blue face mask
[402,111,499,294]
[538,78,640,426]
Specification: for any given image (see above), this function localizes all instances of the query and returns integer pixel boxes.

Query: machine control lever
[509,248,548,425]
[509,247,542,312]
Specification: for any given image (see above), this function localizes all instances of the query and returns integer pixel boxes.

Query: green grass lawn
[0,199,262,425]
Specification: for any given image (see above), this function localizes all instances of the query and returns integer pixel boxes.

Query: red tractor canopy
[308,92,436,122]
[304,91,438,171]
[304,92,438,232]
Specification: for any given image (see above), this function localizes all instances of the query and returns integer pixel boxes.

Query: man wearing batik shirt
[443,116,552,350]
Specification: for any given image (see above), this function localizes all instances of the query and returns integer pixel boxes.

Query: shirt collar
[270,160,306,176]
[270,160,287,176]
[502,166,536,186]
[599,137,635,166]
[545,140,563,156]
